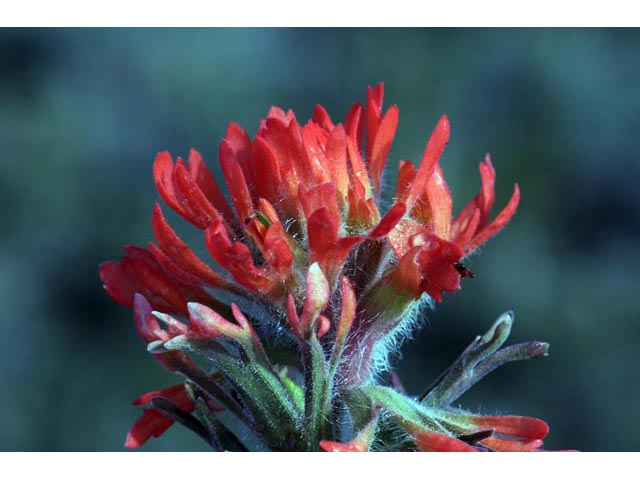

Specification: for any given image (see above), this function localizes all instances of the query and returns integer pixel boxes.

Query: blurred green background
[1,28,638,451]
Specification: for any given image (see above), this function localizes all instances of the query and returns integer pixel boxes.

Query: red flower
[388,118,520,301]
[100,83,529,450]
[101,83,518,315]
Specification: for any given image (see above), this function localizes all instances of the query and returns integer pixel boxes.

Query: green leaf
[279,367,305,412]
[160,333,302,448]
[421,312,549,407]
[357,385,448,433]
[301,334,330,450]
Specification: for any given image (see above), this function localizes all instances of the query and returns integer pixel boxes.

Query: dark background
[1,28,638,451]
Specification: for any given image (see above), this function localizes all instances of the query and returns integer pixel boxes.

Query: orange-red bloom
[102,83,519,316]
[100,84,531,450]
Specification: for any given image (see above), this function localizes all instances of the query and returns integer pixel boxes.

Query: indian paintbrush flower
[100,83,555,452]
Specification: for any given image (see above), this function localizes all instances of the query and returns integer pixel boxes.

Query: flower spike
[100,84,563,452]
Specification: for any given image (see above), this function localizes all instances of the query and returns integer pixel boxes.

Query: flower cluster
[100,84,554,451]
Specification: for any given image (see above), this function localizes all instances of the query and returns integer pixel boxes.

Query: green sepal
[185,382,258,452]
[357,385,448,433]
[301,334,330,450]
[279,367,305,412]
[354,386,490,450]
[160,334,302,448]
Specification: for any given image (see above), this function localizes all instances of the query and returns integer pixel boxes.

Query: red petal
[132,383,192,407]
[388,219,425,259]
[395,160,416,204]
[475,415,549,440]
[154,151,228,230]
[302,122,331,184]
[347,183,380,230]
[300,263,330,332]
[125,384,194,449]
[466,184,520,253]
[480,437,544,452]
[123,246,186,314]
[320,440,358,452]
[299,182,340,228]
[388,229,463,301]
[369,202,406,239]
[263,223,294,273]
[388,246,423,297]
[451,155,497,240]
[324,125,349,208]
[346,136,373,202]
[148,242,210,291]
[153,151,189,219]
[252,136,283,205]
[344,102,363,150]
[133,293,166,343]
[219,129,254,222]
[100,246,183,314]
[223,122,254,179]
[258,119,303,218]
[369,104,399,197]
[256,197,280,225]
[313,104,335,131]
[266,106,291,124]
[286,294,302,338]
[188,302,243,339]
[125,408,174,448]
[426,163,453,239]
[187,148,237,222]
[286,120,314,186]
[230,303,253,332]
[405,115,450,212]
[204,220,272,291]
[307,207,363,280]
[152,203,229,288]
[450,208,480,249]
[316,315,331,338]
[307,207,339,261]
[173,158,220,229]
[365,83,385,167]
[478,154,497,224]
[410,428,478,452]
[319,439,368,452]
[99,260,138,308]
[370,83,384,109]
[417,237,463,302]
[336,276,356,346]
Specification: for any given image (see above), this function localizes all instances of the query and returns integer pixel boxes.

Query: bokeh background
[1,28,638,451]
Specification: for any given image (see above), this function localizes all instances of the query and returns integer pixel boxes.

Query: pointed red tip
[465,182,520,253]
[369,202,406,239]
[476,415,549,440]
[320,440,364,452]
[124,432,142,449]
[405,115,451,211]
[412,429,478,452]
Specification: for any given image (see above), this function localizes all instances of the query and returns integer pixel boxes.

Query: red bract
[99,84,550,452]
[125,384,194,449]
[403,415,551,452]
[101,83,518,318]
